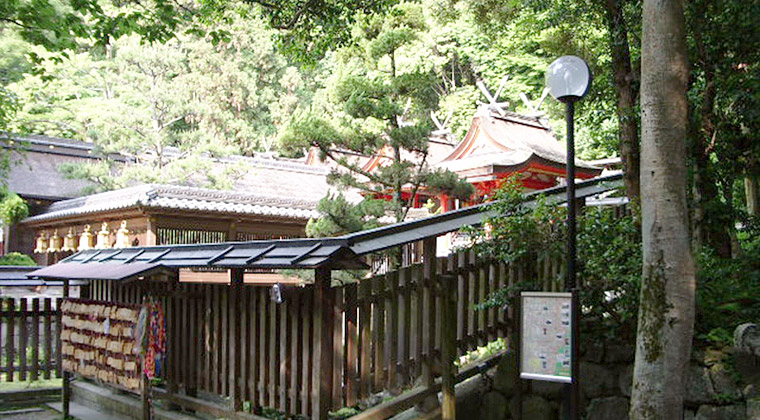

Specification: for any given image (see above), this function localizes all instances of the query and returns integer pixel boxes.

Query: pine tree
[280,2,473,235]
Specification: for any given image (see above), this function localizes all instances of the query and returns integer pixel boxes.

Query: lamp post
[546,55,592,420]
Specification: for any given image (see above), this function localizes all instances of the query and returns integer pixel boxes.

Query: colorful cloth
[143,302,166,379]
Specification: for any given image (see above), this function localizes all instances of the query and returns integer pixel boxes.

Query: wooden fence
[82,247,564,418]
[0,297,63,382]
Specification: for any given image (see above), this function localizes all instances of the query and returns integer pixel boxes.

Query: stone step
[48,401,132,420]
[67,380,201,420]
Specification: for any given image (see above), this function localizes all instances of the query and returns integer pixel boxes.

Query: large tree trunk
[630,0,696,417]
[604,0,640,201]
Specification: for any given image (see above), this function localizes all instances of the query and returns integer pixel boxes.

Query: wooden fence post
[5,298,15,383]
[230,268,244,412]
[421,237,436,386]
[62,279,70,419]
[440,273,457,420]
[312,267,334,419]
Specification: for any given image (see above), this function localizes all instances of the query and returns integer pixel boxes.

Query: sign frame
[519,291,573,383]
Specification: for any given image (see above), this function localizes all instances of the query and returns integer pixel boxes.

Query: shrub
[0,252,36,266]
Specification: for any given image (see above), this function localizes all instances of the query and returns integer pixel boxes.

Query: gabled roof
[435,111,600,177]
[28,174,623,281]
[21,183,322,224]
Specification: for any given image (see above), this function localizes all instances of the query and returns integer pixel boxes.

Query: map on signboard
[520,292,572,382]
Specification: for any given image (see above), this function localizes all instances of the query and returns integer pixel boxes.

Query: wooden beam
[351,350,505,420]
[311,268,334,419]
[440,274,457,420]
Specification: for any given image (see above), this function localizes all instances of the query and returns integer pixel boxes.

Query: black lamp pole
[546,55,590,420]
[564,99,580,420]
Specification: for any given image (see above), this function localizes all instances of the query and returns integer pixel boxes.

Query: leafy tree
[280,2,473,234]
[7,11,308,191]
[440,0,641,199]
[686,0,760,256]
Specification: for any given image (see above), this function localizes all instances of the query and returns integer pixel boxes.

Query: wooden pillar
[229,268,244,412]
[145,217,157,246]
[62,278,71,419]
[142,373,151,420]
[311,267,334,419]
[421,237,437,386]
[228,221,238,242]
[440,273,457,420]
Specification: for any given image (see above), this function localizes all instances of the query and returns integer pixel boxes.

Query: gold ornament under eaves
[114,220,131,249]
[48,229,62,253]
[79,225,94,250]
[62,228,77,252]
[34,231,49,253]
[96,222,111,249]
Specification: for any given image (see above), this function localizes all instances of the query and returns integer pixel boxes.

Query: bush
[0,252,36,266]
[696,246,760,347]
[469,178,641,343]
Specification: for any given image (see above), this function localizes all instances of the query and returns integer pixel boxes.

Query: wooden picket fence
[0,297,63,382]
[0,254,565,419]
[82,247,564,418]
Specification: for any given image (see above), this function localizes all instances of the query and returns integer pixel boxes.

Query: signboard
[520,292,573,383]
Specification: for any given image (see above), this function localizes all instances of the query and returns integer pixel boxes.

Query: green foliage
[0,252,36,266]
[281,2,473,231]
[329,406,362,419]
[695,246,760,347]
[7,11,307,191]
[470,176,565,264]
[577,206,641,339]
[0,189,28,224]
[455,337,506,367]
[306,194,385,237]
[471,179,641,341]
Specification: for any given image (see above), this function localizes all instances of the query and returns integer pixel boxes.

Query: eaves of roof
[21,184,321,224]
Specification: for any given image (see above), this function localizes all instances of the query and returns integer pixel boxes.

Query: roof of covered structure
[28,174,623,281]
[435,110,601,177]
[22,183,323,223]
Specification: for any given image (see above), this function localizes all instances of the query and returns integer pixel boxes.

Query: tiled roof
[1,133,106,200]
[22,184,322,223]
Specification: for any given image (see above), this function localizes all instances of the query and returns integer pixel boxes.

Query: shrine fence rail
[0,297,63,382]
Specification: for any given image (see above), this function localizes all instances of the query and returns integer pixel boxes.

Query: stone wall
[469,323,760,420]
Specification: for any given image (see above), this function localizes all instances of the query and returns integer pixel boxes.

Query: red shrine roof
[435,111,601,184]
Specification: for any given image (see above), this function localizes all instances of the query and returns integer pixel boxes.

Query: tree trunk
[630,0,696,418]
[604,0,640,201]
[746,175,759,216]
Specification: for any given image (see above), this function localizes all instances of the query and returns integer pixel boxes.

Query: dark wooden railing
[4,250,567,419]
[0,297,63,382]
